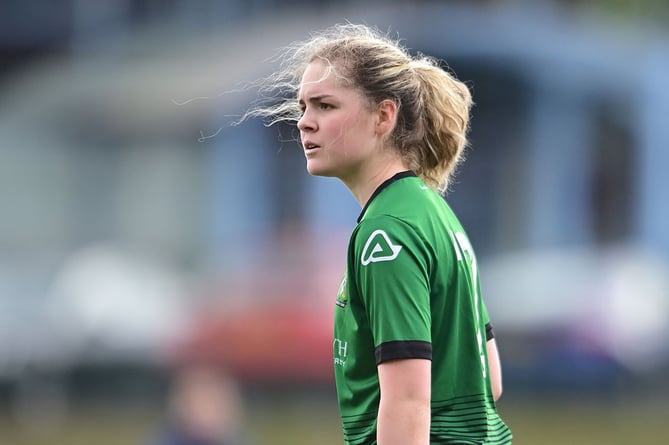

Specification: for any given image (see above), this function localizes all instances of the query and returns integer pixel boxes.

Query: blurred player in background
[146,363,248,445]
[246,23,512,445]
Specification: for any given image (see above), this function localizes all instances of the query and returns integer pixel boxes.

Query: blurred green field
[1,393,667,445]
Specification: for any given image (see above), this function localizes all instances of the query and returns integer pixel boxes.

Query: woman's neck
[343,157,409,207]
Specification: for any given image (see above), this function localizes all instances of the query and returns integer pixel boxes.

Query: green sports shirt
[333,171,512,445]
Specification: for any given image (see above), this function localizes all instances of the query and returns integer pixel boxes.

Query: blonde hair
[245,23,473,192]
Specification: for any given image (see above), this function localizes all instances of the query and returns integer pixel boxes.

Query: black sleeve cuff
[375,340,432,365]
[485,322,495,341]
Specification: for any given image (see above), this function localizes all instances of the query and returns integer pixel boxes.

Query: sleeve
[481,299,495,341]
[351,216,433,364]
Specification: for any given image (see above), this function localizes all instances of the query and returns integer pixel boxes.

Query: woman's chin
[306,161,335,177]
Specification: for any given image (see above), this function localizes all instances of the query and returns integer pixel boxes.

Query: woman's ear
[375,99,398,137]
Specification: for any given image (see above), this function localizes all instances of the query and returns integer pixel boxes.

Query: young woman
[247,23,512,445]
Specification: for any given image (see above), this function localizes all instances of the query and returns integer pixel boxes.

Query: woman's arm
[487,338,503,401]
[377,358,431,445]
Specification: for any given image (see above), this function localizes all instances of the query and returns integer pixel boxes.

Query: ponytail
[402,57,472,192]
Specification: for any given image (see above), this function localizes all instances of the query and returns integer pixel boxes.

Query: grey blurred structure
[1,0,668,442]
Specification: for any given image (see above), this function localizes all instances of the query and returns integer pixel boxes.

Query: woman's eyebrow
[298,94,335,105]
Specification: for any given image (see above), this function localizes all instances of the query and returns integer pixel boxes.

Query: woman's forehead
[301,61,334,86]
[299,61,339,96]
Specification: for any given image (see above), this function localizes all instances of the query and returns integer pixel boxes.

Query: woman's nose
[297,110,315,132]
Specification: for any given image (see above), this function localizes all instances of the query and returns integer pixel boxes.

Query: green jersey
[333,171,512,445]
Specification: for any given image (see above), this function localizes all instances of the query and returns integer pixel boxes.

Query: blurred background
[1,0,668,444]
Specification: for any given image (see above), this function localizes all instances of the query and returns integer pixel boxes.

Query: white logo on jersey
[360,230,403,265]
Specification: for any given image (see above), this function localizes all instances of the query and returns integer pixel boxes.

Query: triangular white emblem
[361,230,403,265]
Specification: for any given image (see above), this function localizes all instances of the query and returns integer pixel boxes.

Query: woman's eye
[319,103,332,110]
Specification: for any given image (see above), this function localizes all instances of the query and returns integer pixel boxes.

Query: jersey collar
[357,170,417,223]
